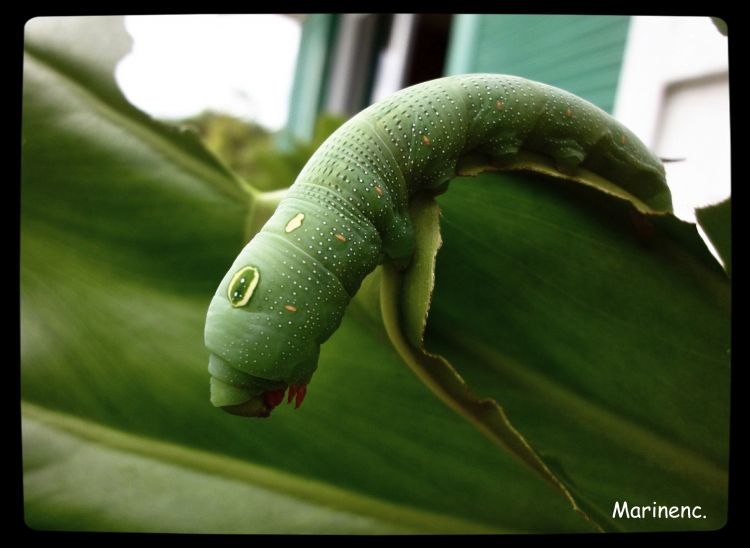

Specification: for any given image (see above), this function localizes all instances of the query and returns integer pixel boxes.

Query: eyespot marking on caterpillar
[284,304,297,313]
[285,212,305,233]
[227,266,260,307]
[421,134,431,146]
[335,233,347,242]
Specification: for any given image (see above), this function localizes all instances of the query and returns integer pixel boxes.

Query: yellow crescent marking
[285,213,305,233]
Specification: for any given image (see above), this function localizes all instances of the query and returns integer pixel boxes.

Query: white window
[614,16,729,223]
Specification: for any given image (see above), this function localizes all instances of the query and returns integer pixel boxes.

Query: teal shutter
[279,14,338,149]
[445,15,631,113]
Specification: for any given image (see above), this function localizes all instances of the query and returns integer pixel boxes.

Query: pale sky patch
[115,14,301,131]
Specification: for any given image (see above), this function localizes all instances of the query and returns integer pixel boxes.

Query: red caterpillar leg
[263,389,285,409]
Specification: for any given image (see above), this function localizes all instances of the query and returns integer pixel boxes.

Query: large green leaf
[423,172,730,531]
[380,197,601,529]
[21,16,589,533]
[21,16,729,534]
[22,403,498,534]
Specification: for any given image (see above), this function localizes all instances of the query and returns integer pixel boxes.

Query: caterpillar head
[205,317,320,417]
[204,231,345,418]
[209,366,308,418]
[204,221,350,418]
[207,347,317,417]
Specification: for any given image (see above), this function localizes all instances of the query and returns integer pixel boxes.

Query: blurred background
[115,14,729,223]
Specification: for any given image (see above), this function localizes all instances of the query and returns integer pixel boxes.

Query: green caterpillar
[204,73,671,417]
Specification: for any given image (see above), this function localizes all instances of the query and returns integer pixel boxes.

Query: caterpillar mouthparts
[220,383,309,418]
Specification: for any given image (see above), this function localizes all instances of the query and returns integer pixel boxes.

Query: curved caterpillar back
[204,74,670,417]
